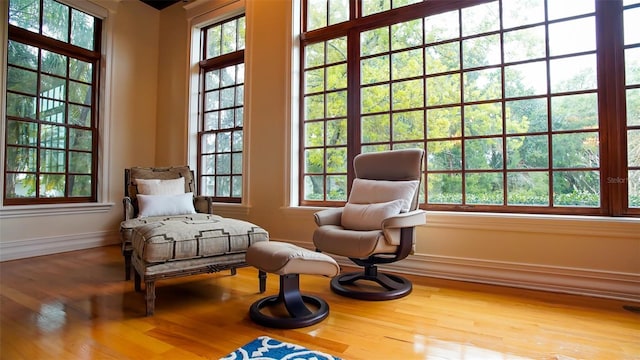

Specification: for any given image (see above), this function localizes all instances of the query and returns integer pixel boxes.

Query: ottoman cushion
[131,218,269,263]
[247,241,339,277]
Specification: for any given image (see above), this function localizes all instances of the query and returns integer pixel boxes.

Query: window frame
[196,14,246,203]
[4,0,102,206]
[298,0,639,216]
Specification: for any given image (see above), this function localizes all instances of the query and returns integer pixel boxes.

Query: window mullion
[596,0,626,215]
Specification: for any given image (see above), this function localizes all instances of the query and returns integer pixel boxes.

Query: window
[198,15,245,203]
[5,0,101,205]
[299,0,640,216]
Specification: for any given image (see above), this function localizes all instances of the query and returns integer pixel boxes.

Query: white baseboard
[286,239,640,303]
[0,231,121,262]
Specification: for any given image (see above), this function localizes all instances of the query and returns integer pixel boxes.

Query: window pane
[393,111,423,141]
[362,0,389,16]
[624,7,640,45]
[326,174,347,200]
[461,2,499,36]
[628,89,640,126]
[625,48,640,85]
[7,67,37,95]
[6,120,37,146]
[502,0,544,29]
[464,102,502,137]
[425,42,459,75]
[425,10,459,43]
[43,0,69,42]
[327,91,347,117]
[362,114,390,143]
[8,41,38,69]
[507,172,549,206]
[507,135,549,169]
[466,172,503,205]
[463,34,501,68]
[427,74,462,106]
[326,147,347,173]
[629,170,640,208]
[6,173,37,198]
[391,19,423,51]
[69,81,91,105]
[328,0,348,26]
[547,0,594,21]
[307,0,328,30]
[392,49,423,80]
[304,175,324,200]
[553,171,600,207]
[305,121,324,147]
[305,149,324,173]
[548,17,596,57]
[550,54,597,93]
[427,173,462,204]
[232,175,242,197]
[69,59,92,82]
[41,50,67,77]
[69,151,91,173]
[551,93,599,131]
[392,79,423,110]
[427,140,462,170]
[69,128,92,151]
[504,61,548,98]
[552,132,599,169]
[327,118,346,145]
[206,25,221,59]
[361,28,389,57]
[71,9,94,50]
[70,175,91,196]
[327,37,347,63]
[361,55,390,85]
[465,138,503,170]
[361,84,389,114]
[9,0,40,32]
[464,68,502,102]
[68,104,91,127]
[427,107,461,139]
[506,98,548,134]
[628,129,640,167]
[7,93,36,118]
[504,26,546,63]
[216,176,230,197]
[7,146,37,171]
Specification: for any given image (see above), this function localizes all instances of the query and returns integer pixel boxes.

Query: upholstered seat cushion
[246,241,339,277]
[131,218,269,263]
[120,213,223,250]
[312,225,397,259]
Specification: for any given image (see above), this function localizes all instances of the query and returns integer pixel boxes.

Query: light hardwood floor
[0,245,638,359]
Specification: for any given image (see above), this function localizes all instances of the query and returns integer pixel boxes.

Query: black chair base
[249,274,329,329]
[330,271,412,301]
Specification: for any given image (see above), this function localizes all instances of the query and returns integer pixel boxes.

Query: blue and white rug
[220,335,341,360]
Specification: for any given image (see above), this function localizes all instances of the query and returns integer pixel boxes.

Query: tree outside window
[300,0,639,216]
[5,0,101,204]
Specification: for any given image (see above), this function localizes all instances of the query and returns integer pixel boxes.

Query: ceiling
[140,0,182,10]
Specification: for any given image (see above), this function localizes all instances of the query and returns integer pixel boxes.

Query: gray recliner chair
[313,149,426,300]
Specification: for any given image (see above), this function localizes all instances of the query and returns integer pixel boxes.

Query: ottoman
[246,241,339,328]
[130,218,269,316]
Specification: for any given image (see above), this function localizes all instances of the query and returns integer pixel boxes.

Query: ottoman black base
[249,274,329,329]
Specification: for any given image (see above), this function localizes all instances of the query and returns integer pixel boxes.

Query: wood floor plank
[1,245,638,359]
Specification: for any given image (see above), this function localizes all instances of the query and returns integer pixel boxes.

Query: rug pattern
[220,335,341,360]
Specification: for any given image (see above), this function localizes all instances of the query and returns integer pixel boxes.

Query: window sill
[0,202,115,219]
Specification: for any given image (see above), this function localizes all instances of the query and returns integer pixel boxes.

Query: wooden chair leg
[145,280,155,316]
[134,271,142,292]
[258,270,267,293]
[124,249,132,281]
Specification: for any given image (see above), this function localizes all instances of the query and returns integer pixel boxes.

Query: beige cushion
[246,241,339,277]
[137,192,196,217]
[340,178,419,231]
[348,178,418,208]
[136,177,185,195]
[342,199,405,231]
[131,218,269,263]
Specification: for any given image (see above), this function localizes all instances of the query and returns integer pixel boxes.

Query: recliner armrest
[123,196,135,220]
[314,207,344,226]
[381,210,426,229]
[194,195,213,214]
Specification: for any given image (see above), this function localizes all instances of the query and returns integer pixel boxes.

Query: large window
[5,0,101,205]
[198,15,245,203]
[300,0,639,216]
